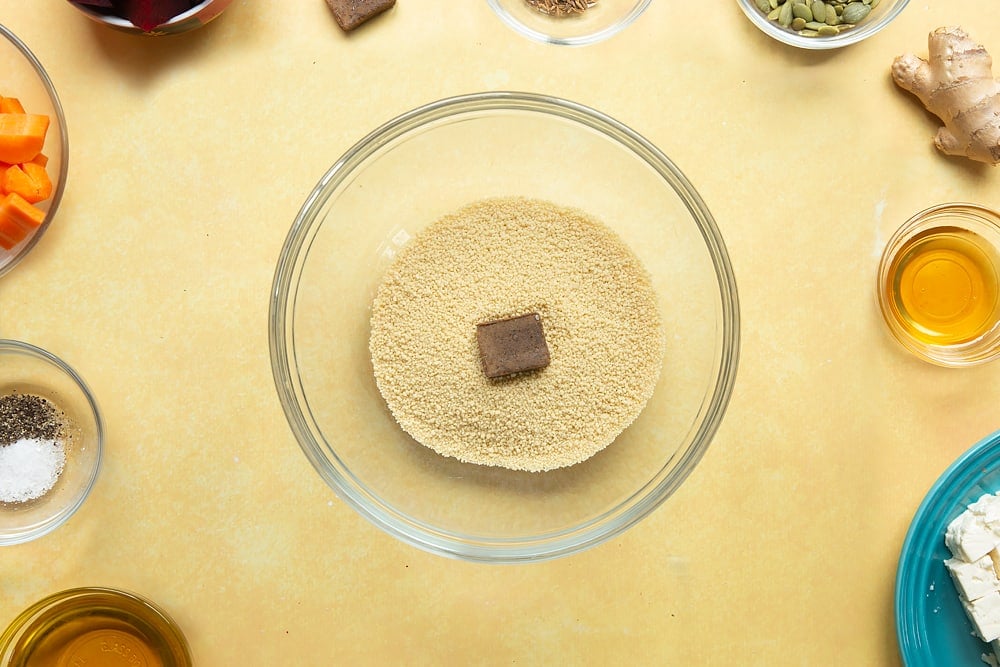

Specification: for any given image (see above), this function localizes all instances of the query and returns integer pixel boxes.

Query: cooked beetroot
[70,0,203,32]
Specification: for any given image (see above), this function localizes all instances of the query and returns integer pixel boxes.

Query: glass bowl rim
[66,0,222,31]
[0,586,192,665]
[735,0,910,50]
[485,0,653,47]
[0,24,70,280]
[0,339,104,546]
[875,201,1000,368]
[269,90,741,562]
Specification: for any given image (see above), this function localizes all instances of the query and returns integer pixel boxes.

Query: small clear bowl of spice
[0,340,103,545]
[0,587,191,667]
[487,0,651,46]
[737,0,909,50]
[877,203,1000,367]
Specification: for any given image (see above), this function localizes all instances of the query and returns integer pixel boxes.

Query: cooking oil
[0,589,189,667]
[886,226,1000,346]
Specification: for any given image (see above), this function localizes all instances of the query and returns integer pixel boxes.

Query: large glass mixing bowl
[270,92,739,562]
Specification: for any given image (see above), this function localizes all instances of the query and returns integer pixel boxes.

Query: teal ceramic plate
[896,430,1000,665]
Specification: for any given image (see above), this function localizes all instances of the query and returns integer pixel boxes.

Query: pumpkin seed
[752,0,872,38]
[791,3,813,20]
[810,1,827,22]
[841,1,870,22]
[778,0,794,26]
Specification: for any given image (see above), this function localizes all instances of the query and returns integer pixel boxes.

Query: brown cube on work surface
[477,313,551,379]
[325,0,396,31]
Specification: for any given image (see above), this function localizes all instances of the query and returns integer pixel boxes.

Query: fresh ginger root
[891,27,1000,165]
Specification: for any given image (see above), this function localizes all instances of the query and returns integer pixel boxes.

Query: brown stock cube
[325,0,396,31]
[477,313,551,379]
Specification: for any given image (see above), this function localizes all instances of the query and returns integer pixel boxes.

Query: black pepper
[0,392,64,446]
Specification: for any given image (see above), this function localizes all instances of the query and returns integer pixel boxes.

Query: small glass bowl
[487,0,651,46]
[0,340,103,545]
[736,0,909,50]
[66,0,233,35]
[0,25,69,278]
[876,203,1000,367]
[0,587,191,667]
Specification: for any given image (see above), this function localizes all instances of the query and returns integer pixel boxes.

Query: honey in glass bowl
[887,226,1000,345]
[877,203,1000,366]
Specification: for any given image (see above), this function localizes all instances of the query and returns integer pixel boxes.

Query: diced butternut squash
[2,163,52,203]
[0,97,25,114]
[0,113,49,164]
[0,96,54,248]
[0,192,45,250]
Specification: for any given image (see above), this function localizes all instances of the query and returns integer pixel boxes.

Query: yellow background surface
[2,1,1000,664]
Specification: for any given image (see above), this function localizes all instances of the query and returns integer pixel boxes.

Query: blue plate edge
[895,428,1000,666]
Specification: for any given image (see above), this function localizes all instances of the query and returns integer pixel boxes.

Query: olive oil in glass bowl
[0,588,192,667]
[877,203,1000,366]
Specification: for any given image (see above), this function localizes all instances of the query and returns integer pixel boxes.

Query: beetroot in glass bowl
[66,0,233,35]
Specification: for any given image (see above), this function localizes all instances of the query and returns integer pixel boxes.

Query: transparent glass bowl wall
[270,92,740,562]
[736,0,909,50]
[0,587,191,667]
[487,0,651,46]
[66,0,233,35]
[0,340,103,545]
[876,203,1000,367]
[0,24,69,278]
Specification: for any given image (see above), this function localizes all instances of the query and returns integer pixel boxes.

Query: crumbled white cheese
[948,554,1000,602]
[947,501,1000,563]
[964,592,1000,642]
[971,495,1000,525]
[944,494,1000,649]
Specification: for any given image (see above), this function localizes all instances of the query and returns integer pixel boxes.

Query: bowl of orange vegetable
[0,25,67,279]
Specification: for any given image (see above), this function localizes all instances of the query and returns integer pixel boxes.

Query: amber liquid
[887,227,1000,345]
[7,592,186,667]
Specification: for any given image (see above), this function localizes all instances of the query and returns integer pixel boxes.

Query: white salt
[0,438,66,503]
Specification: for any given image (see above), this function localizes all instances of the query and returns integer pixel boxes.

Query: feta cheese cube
[947,555,1000,601]
[963,591,1000,642]
[947,509,1000,562]
[972,496,1000,545]
[970,494,1000,527]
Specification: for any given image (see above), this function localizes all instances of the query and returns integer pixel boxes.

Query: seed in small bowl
[524,0,597,16]
[757,0,877,39]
